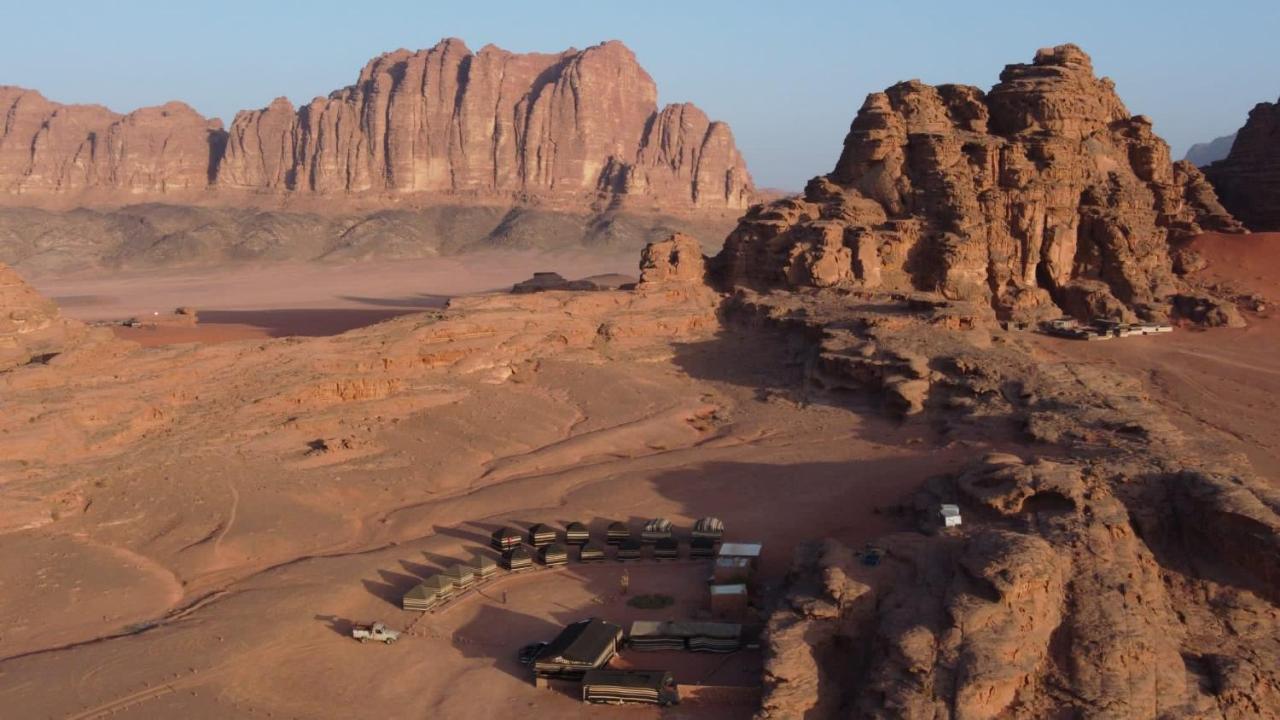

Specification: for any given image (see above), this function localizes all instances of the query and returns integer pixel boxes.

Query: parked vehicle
[351,621,401,644]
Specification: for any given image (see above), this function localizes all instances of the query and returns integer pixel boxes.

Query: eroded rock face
[0,40,752,212]
[0,88,223,196]
[715,44,1244,321]
[638,232,707,285]
[1205,98,1280,231]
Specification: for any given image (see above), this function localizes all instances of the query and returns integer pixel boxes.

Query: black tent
[539,542,569,567]
[606,521,631,545]
[532,618,624,679]
[653,537,679,560]
[617,539,643,560]
[528,523,558,547]
[579,543,607,563]
[690,537,717,558]
[491,527,522,552]
[503,546,534,571]
[565,521,590,545]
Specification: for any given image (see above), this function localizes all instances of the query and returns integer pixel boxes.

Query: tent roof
[539,618,623,665]
[492,527,520,538]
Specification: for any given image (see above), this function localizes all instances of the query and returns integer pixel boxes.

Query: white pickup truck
[351,621,401,644]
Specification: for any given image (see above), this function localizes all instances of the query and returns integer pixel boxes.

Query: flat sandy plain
[27,250,640,344]
[2,240,1276,718]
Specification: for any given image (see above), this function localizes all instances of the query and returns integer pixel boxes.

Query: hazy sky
[3,0,1276,190]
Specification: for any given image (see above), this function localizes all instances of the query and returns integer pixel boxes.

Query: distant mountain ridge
[1184,132,1237,167]
[0,39,754,213]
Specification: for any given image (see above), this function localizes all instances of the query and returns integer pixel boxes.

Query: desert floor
[3,242,1276,718]
[27,250,639,344]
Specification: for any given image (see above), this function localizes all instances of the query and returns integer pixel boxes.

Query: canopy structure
[606,521,631,545]
[565,521,590,545]
[692,516,725,539]
[503,546,534,571]
[528,523,558,547]
[540,542,569,567]
[641,517,673,543]
[533,618,624,679]
[491,527,522,551]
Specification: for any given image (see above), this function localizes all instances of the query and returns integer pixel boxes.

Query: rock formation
[1205,98,1280,230]
[714,44,1244,322]
[0,39,753,212]
[738,284,1280,718]
[638,232,707,285]
[0,262,110,369]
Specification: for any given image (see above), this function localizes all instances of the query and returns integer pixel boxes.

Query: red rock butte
[713,44,1244,322]
[0,39,754,212]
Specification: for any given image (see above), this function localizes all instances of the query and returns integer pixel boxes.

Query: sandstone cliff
[0,88,223,196]
[1205,98,1280,231]
[0,39,753,212]
[714,44,1243,322]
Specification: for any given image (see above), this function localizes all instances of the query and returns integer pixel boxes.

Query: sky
[3,0,1277,190]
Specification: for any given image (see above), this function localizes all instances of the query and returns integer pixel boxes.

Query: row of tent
[401,553,499,611]
[491,517,725,552]
[405,537,724,612]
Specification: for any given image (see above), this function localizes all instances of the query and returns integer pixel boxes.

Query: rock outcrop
[1205,98,1280,230]
[714,44,1244,322]
[0,39,753,212]
[638,232,707,285]
[0,262,108,369]
[746,284,1280,718]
